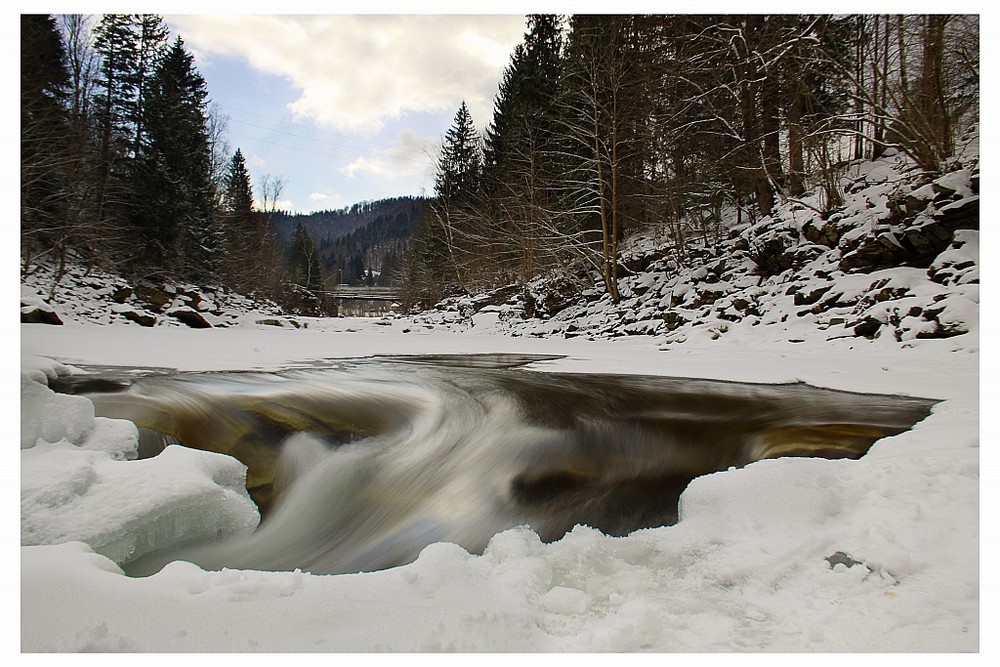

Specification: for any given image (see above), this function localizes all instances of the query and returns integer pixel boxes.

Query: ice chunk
[21,373,95,448]
[21,443,260,566]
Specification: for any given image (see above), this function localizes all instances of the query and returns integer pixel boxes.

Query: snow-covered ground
[20,308,985,653]
[17,144,990,654]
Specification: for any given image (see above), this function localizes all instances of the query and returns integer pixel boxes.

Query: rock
[21,305,62,325]
[524,274,582,319]
[134,284,173,312]
[690,287,726,308]
[933,195,978,231]
[904,183,936,215]
[852,317,883,338]
[929,231,979,286]
[621,247,669,274]
[790,243,826,267]
[825,551,863,569]
[111,286,132,304]
[123,310,156,327]
[747,236,795,277]
[901,217,956,262]
[168,308,212,329]
[662,311,688,331]
[802,218,843,248]
[839,230,909,273]
[793,284,833,306]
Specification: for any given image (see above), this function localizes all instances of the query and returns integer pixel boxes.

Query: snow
[16,147,989,654]
[18,308,985,653]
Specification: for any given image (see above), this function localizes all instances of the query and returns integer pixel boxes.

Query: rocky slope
[415,146,979,349]
[21,263,294,329]
[22,144,979,351]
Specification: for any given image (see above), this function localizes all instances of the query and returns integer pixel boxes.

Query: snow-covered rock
[21,366,260,567]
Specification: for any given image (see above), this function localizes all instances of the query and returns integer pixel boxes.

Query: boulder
[134,284,173,312]
[21,305,62,325]
[839,230,909,273]
[934,195,978,231]
[792,284,833,306]
[168,308,212,329]
[852,316,883,338]
[123,310,157,327]
[802,218,843,248]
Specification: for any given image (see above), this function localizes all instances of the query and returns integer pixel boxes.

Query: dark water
[59,355,936,576]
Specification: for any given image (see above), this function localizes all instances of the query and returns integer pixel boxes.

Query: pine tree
[130,14,170,161]
[217,148,260,287]
[434,101,482,204]
[412,101,483,292]
[21,14,71,267]
[132,36,218,279]
[221,148,254,218]
[92,14,138,229]
[481,15,565,281]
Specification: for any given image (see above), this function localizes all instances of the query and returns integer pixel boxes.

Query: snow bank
[20,365,259,568]
[19,320,980,652]
[18,146,982,653]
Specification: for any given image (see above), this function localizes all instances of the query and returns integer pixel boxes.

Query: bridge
[325,285,403,302]
[320,285,404,316]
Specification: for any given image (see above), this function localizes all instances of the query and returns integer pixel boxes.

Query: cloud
[168,14,525,135]
[308,192,347,209]
[339,156,393,179]
[338,129,439,180]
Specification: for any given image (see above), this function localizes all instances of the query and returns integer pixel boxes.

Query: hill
[271,197,427,286]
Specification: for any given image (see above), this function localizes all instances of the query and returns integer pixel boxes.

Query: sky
[10,2,988,215]
[162,13,529,214]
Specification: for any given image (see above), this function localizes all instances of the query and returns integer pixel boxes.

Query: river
[53,354,935,576]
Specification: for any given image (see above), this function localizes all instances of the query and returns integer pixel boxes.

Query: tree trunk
[919,15,951,170]
[787,91,806,196]
[853,15,866,161]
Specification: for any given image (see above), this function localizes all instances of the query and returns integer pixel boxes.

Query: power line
[227,117,432,166]
[216,101,439,162]
[225,130,433,172]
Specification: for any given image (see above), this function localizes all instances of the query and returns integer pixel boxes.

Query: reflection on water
[63,355,936,576]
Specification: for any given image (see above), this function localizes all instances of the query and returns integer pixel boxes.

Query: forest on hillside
[272,197,426,288]
[407,15,979,306]
[22,14,979,314]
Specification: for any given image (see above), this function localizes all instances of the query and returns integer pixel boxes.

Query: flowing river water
[54,354,936,577]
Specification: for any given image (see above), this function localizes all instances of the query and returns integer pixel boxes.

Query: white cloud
[339,156,394,179]
[168,15,525,135]
[338,130,439,182]
[308,192,347,209]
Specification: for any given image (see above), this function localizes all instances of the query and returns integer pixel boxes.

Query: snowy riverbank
[20,311,984,652]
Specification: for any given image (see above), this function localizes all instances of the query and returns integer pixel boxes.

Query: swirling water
[61,355,935,576]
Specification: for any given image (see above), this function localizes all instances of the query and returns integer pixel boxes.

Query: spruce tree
[133,36,218,279]
[130,15,170,161]
[21,14,71,265]
[218,148,258,287]
[434,101,482,204]
[92,14,138,230]
[221,148,254,218]
[481,14,564,280]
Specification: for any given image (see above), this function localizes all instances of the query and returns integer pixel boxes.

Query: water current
[55,354,936,576]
